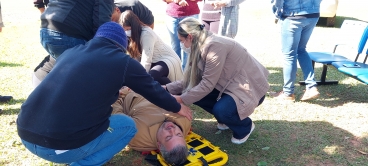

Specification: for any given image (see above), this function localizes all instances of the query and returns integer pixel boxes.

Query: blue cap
[95,22,128,49]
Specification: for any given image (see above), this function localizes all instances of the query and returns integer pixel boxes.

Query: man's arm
[111,87,131,115]
[163,0,188,6]
[123,58,192,120]
[111,97,125,115]
[33,0,48,13]
[224,0,245,7]
[211,0,245,9]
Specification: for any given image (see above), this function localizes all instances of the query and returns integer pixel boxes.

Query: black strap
[198,156,209,166]
[144,154,163,166]
[145,153,209,166]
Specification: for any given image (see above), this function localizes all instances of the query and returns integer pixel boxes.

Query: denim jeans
[279,17,319,95]
[165,14,199,70]
[21,114,137,166]
[194,89,265,139]
[40,28,86,59]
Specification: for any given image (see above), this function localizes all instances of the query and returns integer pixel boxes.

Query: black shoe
[0,95,13,103]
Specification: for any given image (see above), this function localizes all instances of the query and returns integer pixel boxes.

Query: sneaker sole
[231,122,255,144]
[300,93,320,101]
[217,124,229,130]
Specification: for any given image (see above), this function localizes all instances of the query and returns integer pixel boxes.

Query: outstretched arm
[124,58,193,120]
[211,0,245,9]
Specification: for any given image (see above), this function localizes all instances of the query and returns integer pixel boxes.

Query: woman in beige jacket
[164,17,270,144]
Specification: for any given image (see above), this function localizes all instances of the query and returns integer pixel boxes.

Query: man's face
[111,7,121,23]
[157,121,186,151]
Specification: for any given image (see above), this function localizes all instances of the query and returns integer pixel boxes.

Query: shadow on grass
[0,62,23,67]
[0,98,26,115]
[106,109,368,166]
[317,16,366,29]
[0,108,21,115]
[267,66,368,107]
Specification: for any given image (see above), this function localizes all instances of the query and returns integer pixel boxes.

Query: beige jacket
[111,89,191,152]
[166,34,269,120]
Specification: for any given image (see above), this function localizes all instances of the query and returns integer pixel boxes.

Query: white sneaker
[231,122,255,144]
[217,123,229,130]
[300,87,320,101]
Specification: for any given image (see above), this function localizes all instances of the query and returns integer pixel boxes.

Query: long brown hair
[119,10,144,60]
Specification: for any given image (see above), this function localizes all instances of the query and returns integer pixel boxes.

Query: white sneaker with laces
[217,123,229,130]
[231,122,255,144]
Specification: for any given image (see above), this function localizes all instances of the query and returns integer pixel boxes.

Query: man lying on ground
[112,87,191,165]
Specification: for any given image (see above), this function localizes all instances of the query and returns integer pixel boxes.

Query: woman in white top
[119,10,183,85]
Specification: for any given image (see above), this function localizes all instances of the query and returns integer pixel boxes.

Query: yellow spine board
[151,131,228,166]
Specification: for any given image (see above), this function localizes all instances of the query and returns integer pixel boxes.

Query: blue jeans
[279,17,319,95]
[40,28,86,59]
[194,89,265,139]
[21,114,137,166]
[165,14,199,70]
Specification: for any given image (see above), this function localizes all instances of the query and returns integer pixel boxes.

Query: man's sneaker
[0,95,12,103]
[300,87,320,101]
[231,122,255,144]
[217,123,229,130]
[271,91,295,102]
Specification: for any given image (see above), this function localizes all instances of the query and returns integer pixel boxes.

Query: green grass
[1,0,368,165]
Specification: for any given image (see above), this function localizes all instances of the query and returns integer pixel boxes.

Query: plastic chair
[357,74,368,84]
[331,27,368,78]
[332,48,368,76]
[300,20,368,85]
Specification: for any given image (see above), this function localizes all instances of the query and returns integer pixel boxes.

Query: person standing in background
[271,0,321,101]
[33,0,49,13]
[162,0,202,70]
[200,0,221,34]
[209,0,245,38]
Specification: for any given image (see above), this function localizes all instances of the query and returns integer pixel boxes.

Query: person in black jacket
[32,0,115,88]
[17,22,192,165]
[112,0,154,29]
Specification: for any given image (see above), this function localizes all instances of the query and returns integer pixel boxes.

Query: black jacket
[40,0,115,40]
